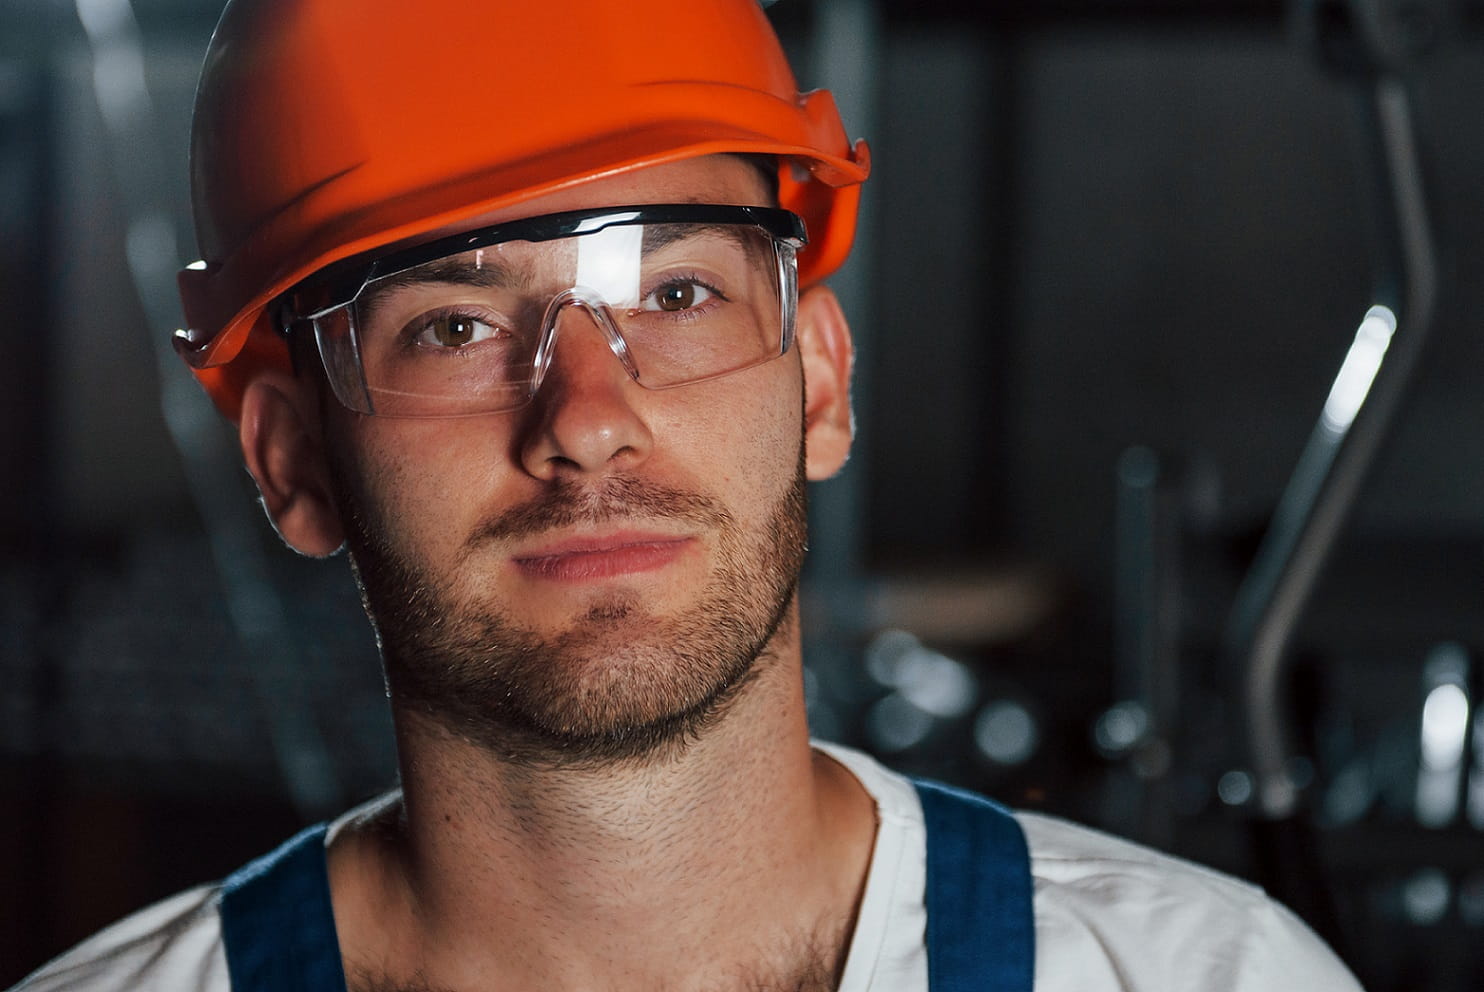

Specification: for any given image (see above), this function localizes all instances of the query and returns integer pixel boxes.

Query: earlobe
[239,374,346,557]
[796,285,855,481]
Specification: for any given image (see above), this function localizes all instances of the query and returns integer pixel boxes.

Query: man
[17,0,1364,989]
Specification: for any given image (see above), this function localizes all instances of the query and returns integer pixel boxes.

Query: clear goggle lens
[284,205,804,418]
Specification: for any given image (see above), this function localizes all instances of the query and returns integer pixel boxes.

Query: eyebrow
[358,256,533,318]
[641,223,754,255]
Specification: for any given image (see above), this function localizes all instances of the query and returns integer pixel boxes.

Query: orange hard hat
[174,0,870,420]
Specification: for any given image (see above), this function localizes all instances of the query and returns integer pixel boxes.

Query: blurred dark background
[3,0,1484,988]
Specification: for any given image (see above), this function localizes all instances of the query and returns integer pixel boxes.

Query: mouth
[511,531,696,582]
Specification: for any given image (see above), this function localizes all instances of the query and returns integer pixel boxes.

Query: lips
[512,532,695,581]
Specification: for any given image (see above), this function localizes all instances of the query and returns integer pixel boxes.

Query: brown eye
[643,281,716,313]
[655,283,695,311]
[416,314,496,348]
[434,315,476,345]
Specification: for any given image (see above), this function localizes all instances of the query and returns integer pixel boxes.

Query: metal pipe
[1229,73,1438,819]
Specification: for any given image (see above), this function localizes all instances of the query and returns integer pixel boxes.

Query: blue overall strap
[913,779,1035,992]
[218,823,349,992]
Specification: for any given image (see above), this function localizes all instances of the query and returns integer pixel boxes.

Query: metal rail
[1228,0,1444,819]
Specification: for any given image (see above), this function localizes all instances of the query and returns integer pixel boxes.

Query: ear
[796,284,855,481]
[238,372,345,557]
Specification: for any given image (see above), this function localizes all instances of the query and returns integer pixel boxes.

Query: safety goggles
[279,204,806,418]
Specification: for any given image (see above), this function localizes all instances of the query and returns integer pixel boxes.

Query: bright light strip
[575,224,642,306]
[1320,305,1396,434]
[1421,682,1470,771]
[75,0,151,130]
[1416,645,1471,828]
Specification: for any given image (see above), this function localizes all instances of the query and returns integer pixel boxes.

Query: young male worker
[17,0,1365,989]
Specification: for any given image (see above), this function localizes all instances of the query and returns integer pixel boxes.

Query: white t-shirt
[13,744,1364,992]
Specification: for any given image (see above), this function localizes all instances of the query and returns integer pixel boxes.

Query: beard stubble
[335,457,810,770]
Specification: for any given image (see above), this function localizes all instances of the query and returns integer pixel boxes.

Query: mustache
[468,476,729,546]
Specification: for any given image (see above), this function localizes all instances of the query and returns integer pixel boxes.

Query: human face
[320,157,812,768]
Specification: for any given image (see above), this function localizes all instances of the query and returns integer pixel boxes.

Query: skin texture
[238,156,874,991]
[335,460,809,769]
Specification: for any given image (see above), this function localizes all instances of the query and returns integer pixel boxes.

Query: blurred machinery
[803,3,1484,991]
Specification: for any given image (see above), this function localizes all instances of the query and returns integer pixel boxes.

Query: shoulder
[10,884,228,992]
[1018,812,1365,992]
[815,744,1364,992]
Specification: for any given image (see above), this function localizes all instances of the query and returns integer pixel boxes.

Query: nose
[517,297,653,479]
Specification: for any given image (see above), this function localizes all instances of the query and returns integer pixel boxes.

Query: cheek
[332,418,504,566]
[663,366,803,500]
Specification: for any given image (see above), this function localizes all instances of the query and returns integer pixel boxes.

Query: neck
[328,616,877,991]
